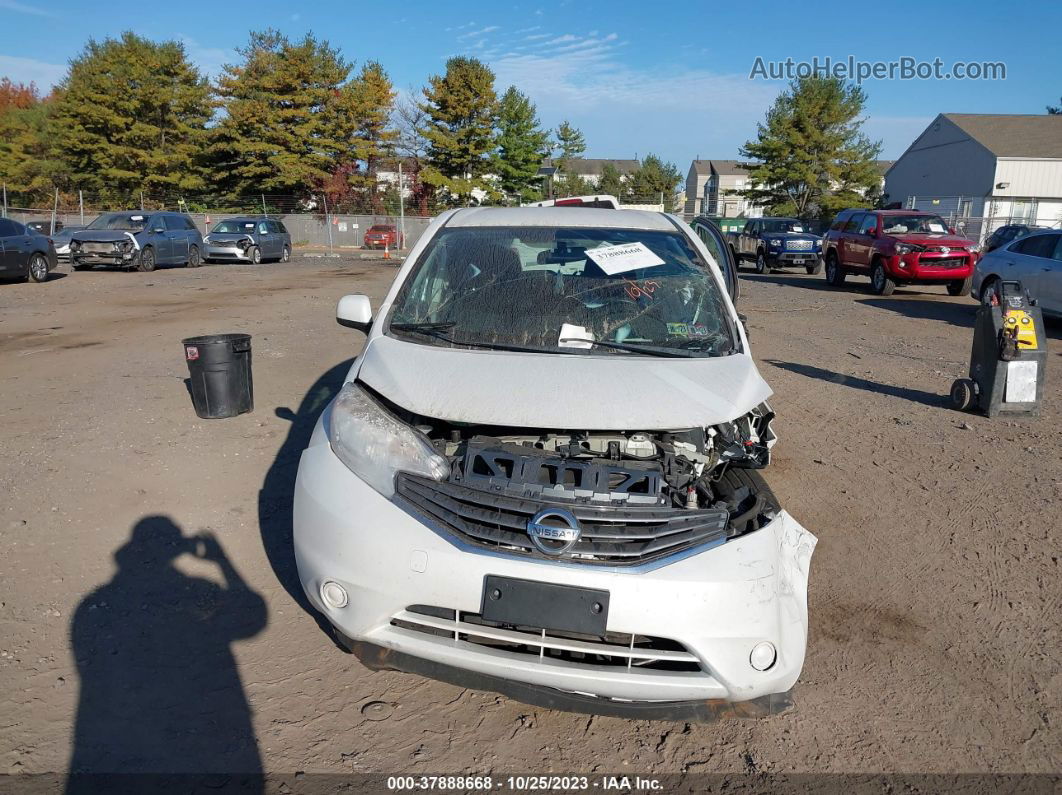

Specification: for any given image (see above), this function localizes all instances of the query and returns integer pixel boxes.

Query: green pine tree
[493,87,549,203]
[597,162,626,198]
[739,75,882,218]
[209,30,355,199]
[49,32,212,202]
[554,120,585,164]
[419,57,498,205]
[627,155,682,206]
[0,94,60,203]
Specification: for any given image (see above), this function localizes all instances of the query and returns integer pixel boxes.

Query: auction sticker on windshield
[586,242,665,276]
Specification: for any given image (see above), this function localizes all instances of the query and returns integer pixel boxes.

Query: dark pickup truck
[727,217,824,274]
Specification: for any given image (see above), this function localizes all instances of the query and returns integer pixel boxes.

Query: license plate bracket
[481,575,610,636]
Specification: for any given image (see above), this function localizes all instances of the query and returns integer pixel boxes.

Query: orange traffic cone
[383,243,390,260]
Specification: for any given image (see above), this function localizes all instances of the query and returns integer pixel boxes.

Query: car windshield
[213,221,257,233]
[881,215,949,235]
[761,219,804,233]
[388,225,737,357]
[87,213,150,231]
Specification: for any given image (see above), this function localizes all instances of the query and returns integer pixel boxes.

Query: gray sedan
[204,217,291,264]
[972,229,1062,317]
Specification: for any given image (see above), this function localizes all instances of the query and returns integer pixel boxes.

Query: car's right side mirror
[337,294,373,332]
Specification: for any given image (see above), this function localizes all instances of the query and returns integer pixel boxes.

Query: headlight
[204,235,212,244]
[968,244,981,254]
[895,243,921,255]
[328,382,448,498]
[768,239,781,247]
[238,238,251,249]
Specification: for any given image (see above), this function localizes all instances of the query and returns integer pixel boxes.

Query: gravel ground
[0,256,1059,779]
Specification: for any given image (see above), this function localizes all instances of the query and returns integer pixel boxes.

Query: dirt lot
[1,255,1059,779]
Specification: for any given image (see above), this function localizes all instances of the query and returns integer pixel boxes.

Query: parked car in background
[204,217,291,264]
[363,224,403,250]
[0,217,57,283]
[972,229,1062,317]
[822,209,979,296]
[295,206,816,718]
[983,224,1048,253]
[26,219,63,235]
[70,211,204,272]
[48,225,87,262]
[727,217,823,274]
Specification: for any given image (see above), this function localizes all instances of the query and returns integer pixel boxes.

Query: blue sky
[2,0,1059,170]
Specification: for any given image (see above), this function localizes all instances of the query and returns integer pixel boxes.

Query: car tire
[947,275,972,296]
[979,277,999,305]
[950,378,976,411]
[871,260,896,296]
[281,245,291,263]
[137,247,156,272]
[187,245,202,268]
[825,251,846,286]
[755,250,768,274]
[806,256,824,275]
[249,245,262,265]
[28,253,50,283]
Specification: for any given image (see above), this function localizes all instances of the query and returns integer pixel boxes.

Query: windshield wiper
[393,323,577,355]
[558,338,695,358]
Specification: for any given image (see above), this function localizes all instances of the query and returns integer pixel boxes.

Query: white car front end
[293,208,816,718]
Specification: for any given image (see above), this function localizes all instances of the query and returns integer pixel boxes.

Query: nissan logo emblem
[526,507,581,556]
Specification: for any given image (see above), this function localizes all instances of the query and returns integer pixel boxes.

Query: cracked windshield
[389,226,737,357]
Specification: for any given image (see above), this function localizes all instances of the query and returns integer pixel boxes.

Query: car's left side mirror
[948,226,956,235]
[337,294,373,333]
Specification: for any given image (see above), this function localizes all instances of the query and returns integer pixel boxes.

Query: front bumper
[293,423,816,708]
[766,249,820,265]
[71,251,137,266]
[205,244,252,261]
[886,253,974,282]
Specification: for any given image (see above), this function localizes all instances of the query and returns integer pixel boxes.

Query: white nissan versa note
[293,206,817,720]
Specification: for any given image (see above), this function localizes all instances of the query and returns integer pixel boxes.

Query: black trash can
[182,334,254,419]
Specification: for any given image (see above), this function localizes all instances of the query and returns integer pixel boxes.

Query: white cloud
[546,34,579,44]
[516,25,541,33]
[0,54,66,89]
[524,32,551,40]
[459,25,500,39]
[0,0,56,17]
[179,36,235,79]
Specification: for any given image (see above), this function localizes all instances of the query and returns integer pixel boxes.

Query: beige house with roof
[684,160,758,218]
[884,113,1062,238]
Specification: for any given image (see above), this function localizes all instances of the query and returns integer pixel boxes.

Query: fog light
[749,641,776,671]
[321,580,348,609]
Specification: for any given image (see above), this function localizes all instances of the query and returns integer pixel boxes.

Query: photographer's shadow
[68,516,267,781]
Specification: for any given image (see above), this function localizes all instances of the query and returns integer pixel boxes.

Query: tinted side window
[275,221,288,234]
[843,213,865,233]
[182,216,197,230]
[1014,234,1057,258]
[830,212,850,231]
[258,221,269,234]
[858,214,878,235]
[0,219,19,236]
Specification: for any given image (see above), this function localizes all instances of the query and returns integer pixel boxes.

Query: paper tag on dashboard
[585,242,665,276]
[558,323,594,349]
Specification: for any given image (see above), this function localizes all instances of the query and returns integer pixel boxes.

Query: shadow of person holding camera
[68,515,267,786]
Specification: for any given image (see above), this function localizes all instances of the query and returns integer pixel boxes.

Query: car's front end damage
[69,230,140,268]
[204,233,257,262]
[294,208,817,719]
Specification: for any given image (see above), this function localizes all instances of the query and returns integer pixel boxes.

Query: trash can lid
[181,333,252,346]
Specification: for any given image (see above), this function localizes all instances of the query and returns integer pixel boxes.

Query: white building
[884,114,1062,240]
[549,157,640,188]
[684,160,760,218]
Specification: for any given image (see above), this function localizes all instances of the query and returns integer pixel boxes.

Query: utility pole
[261,194,267,217]
[140,191,144,210]
[2,183,6,218]
[51,188,59,235]
[79,190,84,225]
[398,162,406,251]
[322,194,333,254]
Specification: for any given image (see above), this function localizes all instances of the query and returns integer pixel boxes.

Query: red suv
[822,209,980,296]
[363,224,404,250]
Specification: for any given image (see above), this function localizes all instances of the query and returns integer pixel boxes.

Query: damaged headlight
[237,238,251,250]
[328,382,448,497]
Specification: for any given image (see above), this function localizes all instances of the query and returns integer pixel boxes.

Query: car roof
[220,216,268,222]
[875,209,940,215]
[445,206,674,230]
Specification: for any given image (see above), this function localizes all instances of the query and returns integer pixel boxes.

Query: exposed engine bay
[415,402,778,540]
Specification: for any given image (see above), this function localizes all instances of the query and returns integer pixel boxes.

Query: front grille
[785,239,813,251]
[82,242,116,253]
[391,605,703,672]
[395,473,729,565]
[919,256,966,269]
